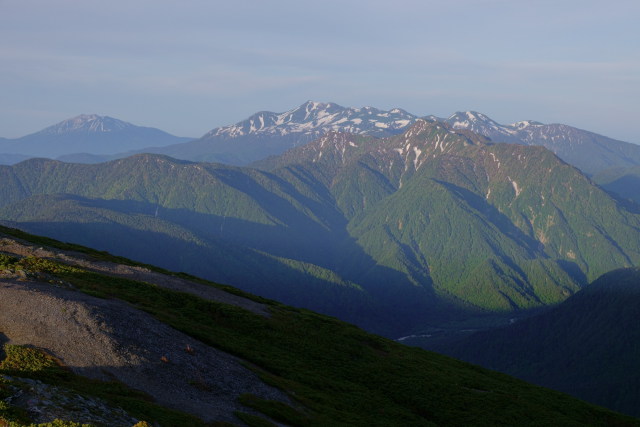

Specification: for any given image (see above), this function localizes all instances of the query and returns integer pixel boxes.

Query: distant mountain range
[130,102,640,175]
[424,267,640,418]
[442,111,640,175]
[0,114,192,161]
[135,101,418,165]
[2,120,640,336]
[5,103,639,180]
[3,104,640,422]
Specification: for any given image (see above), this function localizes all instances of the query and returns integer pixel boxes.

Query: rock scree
[0,233,288,423]
[0,279,288,423]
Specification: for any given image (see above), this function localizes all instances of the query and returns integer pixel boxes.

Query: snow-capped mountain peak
[510,120,544,130]
[0,114,191,159]
[447,111,504,131]
[38,114,133,136]
[442,111,540,142]
[204,101,418,140]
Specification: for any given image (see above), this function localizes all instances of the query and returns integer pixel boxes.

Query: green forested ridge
[1,120,640,335]
[428,267,640,418]
[0,224,636,426]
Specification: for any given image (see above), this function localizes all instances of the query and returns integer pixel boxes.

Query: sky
[1,0,639,142]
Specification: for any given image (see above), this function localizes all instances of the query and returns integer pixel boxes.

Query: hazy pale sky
[1,0,639,142]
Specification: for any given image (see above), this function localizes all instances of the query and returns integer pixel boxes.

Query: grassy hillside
[0,225,637,426]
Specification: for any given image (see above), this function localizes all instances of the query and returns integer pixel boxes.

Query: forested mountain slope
[428,267,640,418]
[2,120,640,335]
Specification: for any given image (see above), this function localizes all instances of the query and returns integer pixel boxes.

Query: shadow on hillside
[435,180,544,257]
[600,175,640,213]
[8,193,464,336]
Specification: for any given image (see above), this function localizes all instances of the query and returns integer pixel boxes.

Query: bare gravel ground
[0,236,270,317]
[0,235,288,423]
[0,279,287,423]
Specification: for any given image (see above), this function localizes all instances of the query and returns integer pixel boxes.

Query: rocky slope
[0,235,285,424]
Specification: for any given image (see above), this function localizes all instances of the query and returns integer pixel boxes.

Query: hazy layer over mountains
[0,114,192,162]
[2,102,640,421]
[4,101,640,177]
[2,119,640,336]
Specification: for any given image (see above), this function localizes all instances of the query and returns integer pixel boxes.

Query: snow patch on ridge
[413,146,422,169]
[508,176,522,197]
[207,101,418,140]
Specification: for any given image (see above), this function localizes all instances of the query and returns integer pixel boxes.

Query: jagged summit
[203,101,418,140]
[440,111,640,174]
[510,120,544,130]
[446,111,514,136]
[446,112,544,134]
[256,117,494,172]
[447,111,494,123]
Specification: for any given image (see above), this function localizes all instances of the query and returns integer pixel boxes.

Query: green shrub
[0,253,18,270]
[15,257,82,275]
[0,345,59,374]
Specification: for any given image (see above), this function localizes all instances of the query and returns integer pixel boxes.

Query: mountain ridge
[141,101,640,174]
[3,103,639,176]
[141,101,419,165]
[205,101,416,139]
[2,121,640,336]
[442,111,640,174]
